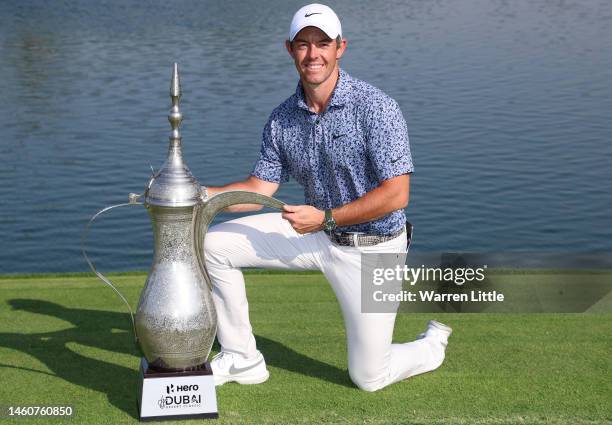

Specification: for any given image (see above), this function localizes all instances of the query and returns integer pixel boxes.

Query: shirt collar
[295,68,352,112]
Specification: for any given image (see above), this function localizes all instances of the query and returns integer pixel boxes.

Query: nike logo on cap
[305,12,322,17]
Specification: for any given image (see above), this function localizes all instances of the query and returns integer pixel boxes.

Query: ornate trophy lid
[145,63,202,207]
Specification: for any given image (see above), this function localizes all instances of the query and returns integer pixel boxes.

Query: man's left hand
[281,205,325,234]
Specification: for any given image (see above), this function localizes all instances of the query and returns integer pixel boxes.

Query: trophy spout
[129,65,287,371]
[193,191,285,291]
[84,64,288,374]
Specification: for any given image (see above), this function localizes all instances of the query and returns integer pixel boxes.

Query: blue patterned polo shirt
[252,68,414,235]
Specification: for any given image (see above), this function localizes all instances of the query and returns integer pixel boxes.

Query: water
[0,0,611,273]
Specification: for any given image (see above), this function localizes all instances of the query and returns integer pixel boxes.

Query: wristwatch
[323,209,337,232]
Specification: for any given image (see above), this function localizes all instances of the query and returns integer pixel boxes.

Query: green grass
[0,272,610,425]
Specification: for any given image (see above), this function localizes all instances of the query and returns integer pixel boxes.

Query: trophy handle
[81,194,145,342]
[193,191,286,291]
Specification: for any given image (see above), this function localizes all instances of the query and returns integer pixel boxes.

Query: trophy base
[137,357,218,421]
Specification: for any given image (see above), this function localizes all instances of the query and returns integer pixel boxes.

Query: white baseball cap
[288,3,342,42]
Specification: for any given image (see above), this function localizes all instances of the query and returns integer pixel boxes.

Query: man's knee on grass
[349,368,386,393]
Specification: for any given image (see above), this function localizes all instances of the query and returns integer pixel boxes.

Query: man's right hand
[281,204,325,234]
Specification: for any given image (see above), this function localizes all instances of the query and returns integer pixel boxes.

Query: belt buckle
[345,231,365,247]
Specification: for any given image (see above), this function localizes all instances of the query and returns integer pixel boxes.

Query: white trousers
[204,213,444,392]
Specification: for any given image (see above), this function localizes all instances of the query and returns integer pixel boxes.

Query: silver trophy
[82,64,284,420]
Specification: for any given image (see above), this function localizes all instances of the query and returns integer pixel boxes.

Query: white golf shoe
[210,350,270,386]
[417,320,453,345]
[414,320,453,372]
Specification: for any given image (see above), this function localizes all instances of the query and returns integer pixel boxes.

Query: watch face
[324,210,336,231]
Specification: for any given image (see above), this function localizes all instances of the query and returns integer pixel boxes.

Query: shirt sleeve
[251,113,289,183]
[365,98,414,182]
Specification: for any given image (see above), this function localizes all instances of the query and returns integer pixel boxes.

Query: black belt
[325,222,413,248]
[325,227,405,247]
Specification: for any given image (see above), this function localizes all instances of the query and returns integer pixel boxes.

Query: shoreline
[1,268,610,280]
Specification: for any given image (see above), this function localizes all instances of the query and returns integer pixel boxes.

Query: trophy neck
[148,206,197,263]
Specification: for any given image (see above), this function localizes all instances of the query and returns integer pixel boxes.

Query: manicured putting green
[0,271,610,424]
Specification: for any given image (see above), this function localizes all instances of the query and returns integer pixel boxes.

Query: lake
[0,0,610,273]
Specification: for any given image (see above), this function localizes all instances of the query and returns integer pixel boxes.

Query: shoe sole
[214,369,270,386]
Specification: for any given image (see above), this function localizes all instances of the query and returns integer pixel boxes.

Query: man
[203,3,451,392]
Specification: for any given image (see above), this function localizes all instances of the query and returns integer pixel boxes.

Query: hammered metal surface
[136,205,217,370]
[86,64,287,370]
[137,193,284,370]
[133,64,285,370]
